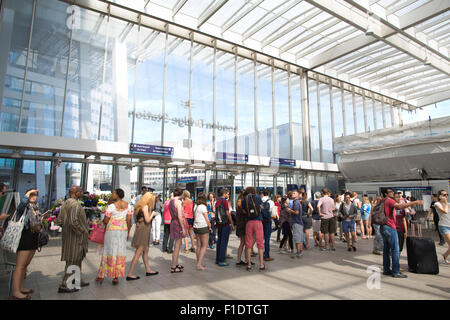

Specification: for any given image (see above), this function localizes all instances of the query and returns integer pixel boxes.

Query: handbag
[0,211,25,253]
[89,224,105,245]
[37,228,49,252]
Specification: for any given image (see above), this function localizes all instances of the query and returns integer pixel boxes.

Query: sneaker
[372,250,382,255]
[218,262,229,267]
[296,252,303,258]
[330,247,336,251]
[280,248,289,254]
[383,271,393,276]
[209,245,214,249]
[320,247,328,251]
[263,257,274,261]
[392,273,408,278]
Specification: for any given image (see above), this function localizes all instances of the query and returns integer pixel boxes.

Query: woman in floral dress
[95,189,132,285]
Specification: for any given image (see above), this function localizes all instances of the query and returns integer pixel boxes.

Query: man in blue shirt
[286,190,304,258]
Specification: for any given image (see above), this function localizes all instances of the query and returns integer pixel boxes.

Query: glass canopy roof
[94,0,449,108]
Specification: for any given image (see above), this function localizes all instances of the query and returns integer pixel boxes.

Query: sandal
[246,265,252,272]
[170,266,183,273]
[259,265,267,271]
[21,289,34,294]
[176,264,184,269]
[95,277,104,284]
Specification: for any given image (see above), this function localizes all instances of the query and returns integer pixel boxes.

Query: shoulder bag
[0,211,25,253]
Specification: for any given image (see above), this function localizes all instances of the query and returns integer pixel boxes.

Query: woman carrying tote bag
[9,189,49,300]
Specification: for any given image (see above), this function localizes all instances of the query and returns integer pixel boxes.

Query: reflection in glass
[355,93,364,133]
[292,75,303,160]
[332,86,343,138]
[274,68,289,159]
[257,63,273,157]
[366,96,374,132]
[216,52,235,155]
[0,0,33,133]
[344,90,354,135]
[319,83,333,163]
[165,36,190,150]
[131,29,165,145]
[237,58,255,156]
[192,45,214,153]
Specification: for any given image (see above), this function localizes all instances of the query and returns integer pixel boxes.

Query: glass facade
[0,0,420,208]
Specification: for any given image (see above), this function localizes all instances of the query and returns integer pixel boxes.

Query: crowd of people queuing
[1,181,449,300]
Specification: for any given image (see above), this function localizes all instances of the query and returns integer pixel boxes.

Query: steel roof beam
[343,0,450,62]
[261,8,322,48]
[414,90,450,107]
[243,0,303,41]
[172,0,189,18]
[306,0,450,75]
[221,0,265,34]
[198,0,229,29]
[307,0,450,69]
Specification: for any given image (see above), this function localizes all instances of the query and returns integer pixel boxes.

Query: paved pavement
[1,227,449,300]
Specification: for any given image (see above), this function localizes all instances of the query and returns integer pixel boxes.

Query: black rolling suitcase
[406,232,439,274]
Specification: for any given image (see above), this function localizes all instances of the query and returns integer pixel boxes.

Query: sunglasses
[442,194,448,197]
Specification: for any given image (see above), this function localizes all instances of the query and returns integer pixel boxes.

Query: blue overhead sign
[216,152,248,163]
[270,157,296,167]
[177,176,198,184]
[130,143,174,157]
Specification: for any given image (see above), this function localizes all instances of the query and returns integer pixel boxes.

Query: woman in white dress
[95,189,132,285]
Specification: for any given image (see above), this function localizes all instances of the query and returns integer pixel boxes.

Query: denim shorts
[292,223,304,244]
[361,213,370,221]
[342,220,356,233]
[438,225,450,235]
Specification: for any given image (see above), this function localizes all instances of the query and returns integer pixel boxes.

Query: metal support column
[373,98,377,130]
[46,156,56,210]
[287,64,293,159]
[362,90,368,132]
[341,82,346,136]
[253,54,258,156]
[329,81,335,163]
[161,24,169,145]
[138,165,144,190]
[381,100,386,129]
[352,87,357,134]
[18,0,36,133]
[300,70,311,161]
[316,78,323,162]
[163,167,168,200]
[234,47,238,155]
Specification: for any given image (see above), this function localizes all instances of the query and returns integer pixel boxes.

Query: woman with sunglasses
[434,190,450,264]
[11,189,50,299]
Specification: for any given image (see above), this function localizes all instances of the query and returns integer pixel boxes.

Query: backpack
[215,200,229,225]
[372,198,388,225]
[244,195,260,219]
[261,199,272,223]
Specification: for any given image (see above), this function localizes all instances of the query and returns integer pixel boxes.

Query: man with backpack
[215,189,233,267]
[242,187,266,271]
[261,189,275,262]
[376,188,423,278]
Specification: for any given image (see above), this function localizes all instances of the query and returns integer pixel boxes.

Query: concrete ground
[1,226,449,300]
